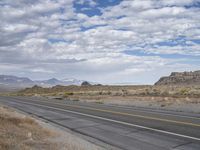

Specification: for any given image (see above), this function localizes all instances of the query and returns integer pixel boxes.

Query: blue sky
[0,0,200,84]
[74,0,122,16]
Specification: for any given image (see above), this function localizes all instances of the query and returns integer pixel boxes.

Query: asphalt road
[0,96,200,150]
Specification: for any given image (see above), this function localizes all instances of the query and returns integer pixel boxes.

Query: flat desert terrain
[13,85,200,113]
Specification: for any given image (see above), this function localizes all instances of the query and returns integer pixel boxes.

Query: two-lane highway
[0,96,200,150]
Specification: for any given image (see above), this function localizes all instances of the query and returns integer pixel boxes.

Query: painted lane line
[55,103,200,127]
[14,98,200,127]
[106,104,200,120]
[8,99,200,142]
[9,97,200,120]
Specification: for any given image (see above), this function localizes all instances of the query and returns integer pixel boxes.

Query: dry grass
[0,106,104,150]
[0,106,59,150]
[11,85,200,111]
[16,85,200,103]
[17,85,200,98]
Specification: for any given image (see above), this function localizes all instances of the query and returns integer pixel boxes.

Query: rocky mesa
[155,70,200,85]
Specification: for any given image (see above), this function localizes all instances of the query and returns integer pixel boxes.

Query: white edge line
[7,100,200,142]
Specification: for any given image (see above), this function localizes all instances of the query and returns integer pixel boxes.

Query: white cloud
[0,0,199,84]
[162,0,196,6]
[30,68,55,73]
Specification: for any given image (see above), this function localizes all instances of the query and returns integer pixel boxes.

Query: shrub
[179,88,189,95]
[63,92,74,98]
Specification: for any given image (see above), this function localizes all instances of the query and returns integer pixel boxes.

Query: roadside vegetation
[0,106,103,150]
[1,84,200,113]
[16,85,200,98]
[0,106,58,150]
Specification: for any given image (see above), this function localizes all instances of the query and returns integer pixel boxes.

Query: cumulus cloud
[0,0,200,84]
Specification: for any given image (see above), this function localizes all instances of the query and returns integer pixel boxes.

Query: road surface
[0,96,200,150]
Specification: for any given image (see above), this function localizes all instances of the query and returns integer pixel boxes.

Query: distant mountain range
[0,75,85,88]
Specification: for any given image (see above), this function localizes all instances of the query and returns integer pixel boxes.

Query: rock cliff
[155,71,200,85]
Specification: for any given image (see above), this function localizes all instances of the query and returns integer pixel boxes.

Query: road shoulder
[0,105,105,150]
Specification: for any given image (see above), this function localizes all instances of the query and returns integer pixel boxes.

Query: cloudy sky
[0,0,200,84]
